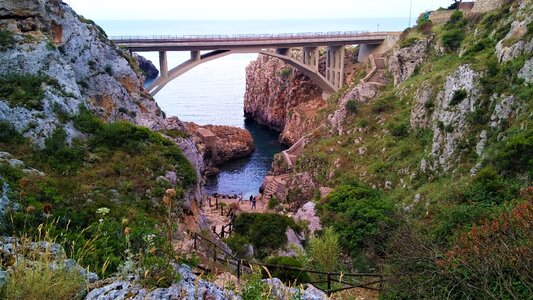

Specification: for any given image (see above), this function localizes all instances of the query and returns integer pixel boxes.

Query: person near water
[249,195,253,203]
[251,196,257,210]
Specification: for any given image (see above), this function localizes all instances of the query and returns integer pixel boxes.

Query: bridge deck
[112,31,396,51]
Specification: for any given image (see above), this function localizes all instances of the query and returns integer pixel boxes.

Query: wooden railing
[191,232,384,296]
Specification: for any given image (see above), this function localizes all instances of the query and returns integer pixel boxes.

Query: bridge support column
[191,50,200,61]
[302,47,318,71]
[326,46,345,90]
[159,51,168,79]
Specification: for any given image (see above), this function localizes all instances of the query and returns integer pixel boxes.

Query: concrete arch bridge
[111,31,400,98]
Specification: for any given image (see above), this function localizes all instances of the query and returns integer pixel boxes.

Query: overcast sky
[67,0,453,20]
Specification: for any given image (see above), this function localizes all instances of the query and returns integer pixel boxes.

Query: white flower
[96,207,110,216]
[99,218,103,223]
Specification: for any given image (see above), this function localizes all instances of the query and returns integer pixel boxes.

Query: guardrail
[191,232,384,296]
[110,30,374,42]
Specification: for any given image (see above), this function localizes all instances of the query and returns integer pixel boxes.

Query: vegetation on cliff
[0,107,196,279]
[270,1,533,298]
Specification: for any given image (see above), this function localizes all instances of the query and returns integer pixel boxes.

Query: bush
[345,100,358,114]
[0,121,24,144]
[442,29,465,51]
[263,256,310,284]
[321,183,394,254]
[388,121,409,138]
[40,128,85,174]
[72,105,103,134]
[462,167,520,204]
[233,213,302,258]
[449,89,468,106]
[490,128,533,176]
[399,37,419,48]
[226,234,251,258]
[307,227,341,273]
[0,74,58,110]
[268,197,280,209]
[2,259,85,300]
[0,29,15,49]
[372,96,395,113]
[279,67,292,79]
[140,254,180,288]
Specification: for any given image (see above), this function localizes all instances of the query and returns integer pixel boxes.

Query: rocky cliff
[262,1,532,298]
[0,0,164,146]
[185,122,255,166]
[244,55,325,145]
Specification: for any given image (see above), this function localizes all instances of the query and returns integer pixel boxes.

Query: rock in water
[134,53,159,81]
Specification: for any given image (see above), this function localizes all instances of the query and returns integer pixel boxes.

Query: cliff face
[185,122,255,165]
[244,55,324,145]
[0,0,164,146]
[267,1,532,298]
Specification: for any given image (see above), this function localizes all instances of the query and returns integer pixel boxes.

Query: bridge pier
[159,51,168,79]
[326,46,345,90]
[191,50,200,61]
[302,47,319,71]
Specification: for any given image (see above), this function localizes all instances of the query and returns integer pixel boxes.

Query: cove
[205,119,287,198]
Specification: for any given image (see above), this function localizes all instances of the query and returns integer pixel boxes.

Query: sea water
[97,18,409,196]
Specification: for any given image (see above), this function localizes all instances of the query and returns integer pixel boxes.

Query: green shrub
[226,234,251,258]
[268,197,280,209]
[321,183,394,254]
[345,100,358,114]
[104,64,114,76]
[399,37,419,48]
[449,89,468,106]
[263,256,310,284]
[372,97,395,113]
[0,121,24,144]
[0,29,15,49]
[72,105,104,134]
[241,271,268,300]
[0,74,58,110]
[490,128,533,176]
[2,259,85,300]
[140,254,180,288]
[388,121,409,138]
[279,67,292,79]
[442,29,465,51]
[233,213,302,258]
[307,227,341,273]
[39,129,85,174]
[462,167,520,204]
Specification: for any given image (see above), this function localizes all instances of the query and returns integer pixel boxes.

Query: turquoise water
[97,19,409,195]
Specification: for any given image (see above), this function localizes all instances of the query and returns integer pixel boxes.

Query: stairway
[262,174,289,202]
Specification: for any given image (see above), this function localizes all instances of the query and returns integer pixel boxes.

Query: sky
[67,0,454,21]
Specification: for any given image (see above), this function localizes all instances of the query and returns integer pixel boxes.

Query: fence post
[215,198,218,208]
[213,244,217,262]
[327,273,331,296]
[379,275,383,292]
[221,206,224,216]
[193,234,197,249]
[209,197,212,207]
[237,259,241,281]
[221,226,225,239]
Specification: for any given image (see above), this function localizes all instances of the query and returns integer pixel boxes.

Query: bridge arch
[112,32,400,98]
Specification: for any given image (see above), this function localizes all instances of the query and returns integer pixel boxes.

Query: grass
[0,74,59,110]
[0,29,15,49]
[0,108,196,277]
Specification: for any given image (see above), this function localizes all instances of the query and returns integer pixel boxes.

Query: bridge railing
[110,30,377,42]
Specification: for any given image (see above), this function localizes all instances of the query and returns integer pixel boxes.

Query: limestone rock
[134,53,159,81]
[518,57,533,83]
[430,65,480,171]
[263,278,329,300]
[294,202,322,237]
[410,81,435,129]
[86,264,239,300]
[186,122,255,165]
[389,36,432,86]
[328,82,378,134]
[0,0,164,146]
[244,54,323,145]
